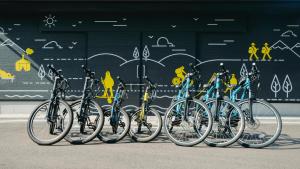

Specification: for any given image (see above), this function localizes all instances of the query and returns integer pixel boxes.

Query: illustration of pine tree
[133,47,139,59]
[282,75,293,98]
[270,74,281,98]
[240,63,248,77]
[48,69,53,80]
[38,64,46,80]
[143,45,150,61]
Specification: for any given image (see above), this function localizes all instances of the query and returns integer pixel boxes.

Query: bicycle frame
[139,82,155,121]
[110,83,126,126]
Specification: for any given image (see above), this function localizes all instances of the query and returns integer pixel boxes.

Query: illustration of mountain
[271,40,300,58]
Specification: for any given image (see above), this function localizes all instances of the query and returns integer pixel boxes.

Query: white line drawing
[122,105,138,110]
[208,43,227,46]
[94,20,117,23]
[133,46,139,59]
[152,37,175,48]
[287,25,299,27]
[273,29,281,32]
[16,38,21,41]
[223,40,235,43]
[149,105,168,110]
[214,19,235,22]
[171,49,186,52]
[43,14,57,28]
[143,45,150,61]
[38,64,46,80]
[171,25,177,28]
[0,39,15,47]
[122,18,127,21]
[143,65,146,78]
[5,95,44,98]
[68,46,74,49]
[65,95,82,99]
[136,65,139,78]
[8,28,12,31]
[0,27,6,34]
[78,21,83,24]
[148,36,154,39]
[195,59,240,67]
[193,18,199,21]
[271,74,281,98]
[282,75,293,98]
[240,63,248,77]
[0,90,48,92]
[72,24,77,27]
[88,53,127,62]
[34,39,47,42]
[207,23,218,26]
[281,30,298,38]
[271,40,300,58]
[42,41,63,49]
[13,24,21,26]
[72,41,78,45]
[48,69,53,80]
[154,95,173,99]
[113,24,127,27]
[159,53,201,64]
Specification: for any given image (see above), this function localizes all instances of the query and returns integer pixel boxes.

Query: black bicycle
[27,65,73,145]
[98,76,130,143]
[64,65,104,144]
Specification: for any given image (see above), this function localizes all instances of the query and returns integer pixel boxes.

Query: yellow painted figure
[15,48,34,72]
[0,69,15,81]
[172,66,186,86]
[100,71,114,103]
[261,42,272,61]
[248,43,259,61]
[224,74,238,93]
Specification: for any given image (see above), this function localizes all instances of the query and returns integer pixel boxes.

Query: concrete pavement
[0,121,299,169]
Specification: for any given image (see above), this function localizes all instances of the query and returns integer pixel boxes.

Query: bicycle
[64,65,104,144]
[97,76,130,143]
[231,63,282,148]
[164,64,213,146]
[200,63,245,147]
[27,65,73,145]
[129,77,162,142]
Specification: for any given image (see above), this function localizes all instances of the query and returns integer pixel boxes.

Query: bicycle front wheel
[204,99,245,147]
[238,99,282,148]
[64,100,104,144]
[164,99,213,147]
[129,108,162,142]
[27,100,73,145]
[98,105,130,143]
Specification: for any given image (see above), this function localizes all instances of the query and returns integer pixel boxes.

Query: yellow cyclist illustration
[172,66,186,86]
[0,68,15,82]
[248,43,259,61]
[261,42,272,61]
[15,48,34,72]
[224,73,238,93]
[99,71,115,103]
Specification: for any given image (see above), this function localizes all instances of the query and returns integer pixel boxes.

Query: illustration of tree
[282,75,293,98]
[38,64,46,80]
[143,45,150,61]
[133,47,139,59]
[48,69,53,80]
[270,74,281,98]
[240,63,248,77]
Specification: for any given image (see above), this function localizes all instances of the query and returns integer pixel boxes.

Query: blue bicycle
[200,63,245,147]
[164,64,213,147]
[231,63,282,148]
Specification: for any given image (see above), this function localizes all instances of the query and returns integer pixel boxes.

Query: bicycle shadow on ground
[265,134,300,150]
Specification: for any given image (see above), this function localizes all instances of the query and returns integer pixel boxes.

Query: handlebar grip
[117,76,125,86]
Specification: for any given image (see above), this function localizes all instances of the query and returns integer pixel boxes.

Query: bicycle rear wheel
[164,98,212,147]
[64,100,104,144]
[98,105,130,143]
[27,100,73,145]
[238,99,282,148]
[204,99,245,147]
[129,108,162,142]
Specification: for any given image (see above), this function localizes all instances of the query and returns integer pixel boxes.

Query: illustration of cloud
[42,41,63,49]
[281,30,297,38]
[0,39,15,47]
[152,37,175,48]
[0,27,5,34]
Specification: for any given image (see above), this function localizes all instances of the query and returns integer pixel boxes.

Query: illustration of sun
[43,14,57,28]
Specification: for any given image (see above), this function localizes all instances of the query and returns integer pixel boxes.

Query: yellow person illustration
[248,43,259,61]
[224,74,238,93]
[15,48,34,72]
[261,42,272,61]
[100,71,114,103]
[172,66,186,86]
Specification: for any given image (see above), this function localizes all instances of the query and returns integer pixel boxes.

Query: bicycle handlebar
[144,76,157,89]
[81,65,95,78]
[47,64,63,79]
[116,76,126,87]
